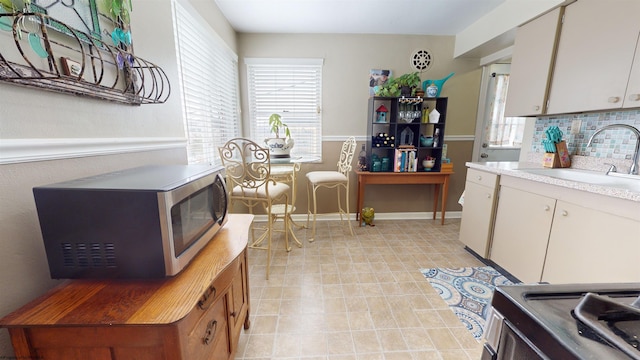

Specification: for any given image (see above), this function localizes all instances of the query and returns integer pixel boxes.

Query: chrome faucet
[586,124,640,175]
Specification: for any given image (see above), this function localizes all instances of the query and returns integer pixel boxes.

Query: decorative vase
[426,83,438,98]
[264,137,294,158]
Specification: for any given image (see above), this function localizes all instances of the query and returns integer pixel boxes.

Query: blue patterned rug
[420,266,514,340]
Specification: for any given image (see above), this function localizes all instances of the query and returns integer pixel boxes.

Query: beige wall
[238,33,480,136]
[0,0,235,355]
[237,33,481,216]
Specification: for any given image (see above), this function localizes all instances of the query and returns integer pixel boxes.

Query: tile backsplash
[530,109,640,172]
[532,109,640,158]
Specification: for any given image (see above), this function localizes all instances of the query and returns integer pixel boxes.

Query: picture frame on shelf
[60,57,82,77]
[369,69,391,96]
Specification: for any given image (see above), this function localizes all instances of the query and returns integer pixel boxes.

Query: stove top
[491,283,640,360]
[573,292,640,358]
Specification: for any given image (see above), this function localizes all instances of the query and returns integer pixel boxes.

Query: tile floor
[235,218,486,360]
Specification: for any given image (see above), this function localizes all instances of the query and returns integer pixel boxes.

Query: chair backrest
[218,138,272,192]
[337,136,357,176]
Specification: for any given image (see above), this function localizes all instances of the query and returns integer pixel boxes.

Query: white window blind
[245,58,323,158]
[173,0,240,165]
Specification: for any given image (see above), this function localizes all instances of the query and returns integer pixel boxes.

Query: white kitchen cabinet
[458,168,499,257]
[489,174,640,284]
[547,0,640,114]
[490,185,556,284]
[541,201,640,284]
[624,38,640,108]
[504,7,563,117]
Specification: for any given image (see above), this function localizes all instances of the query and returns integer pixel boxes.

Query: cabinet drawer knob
[202,320,218,345]
[629,94,640,101]
[608,96,621,103]
[561,210,568,216]
[477,175,482,181]
[198,285,217,311]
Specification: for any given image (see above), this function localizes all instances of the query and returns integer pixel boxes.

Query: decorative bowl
[420,136,434,147]
[422,159,436,169]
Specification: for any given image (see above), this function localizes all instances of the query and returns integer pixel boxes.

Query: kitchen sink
[518,168,640,193]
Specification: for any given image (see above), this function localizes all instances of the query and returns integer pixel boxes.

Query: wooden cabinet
[227,251,250,351]
[490,185,556,283]
[505,7,563,117]
[0,214,253,360]
[458,168,499,257]
[542,201,640,284]
[366,97,447,172]
[547,0,640,114]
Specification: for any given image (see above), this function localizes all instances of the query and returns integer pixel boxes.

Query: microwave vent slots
[60,242,117,268]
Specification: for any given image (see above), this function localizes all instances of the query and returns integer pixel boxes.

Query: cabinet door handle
[477,175,482,181]
[486,193,491,199]
[544,205,550,211]
[629,94,640,101]
[202,319,218,345]
[608,96,621,103]
[198,285,217,311]
[533,105,540,111]
[561,210,568,216]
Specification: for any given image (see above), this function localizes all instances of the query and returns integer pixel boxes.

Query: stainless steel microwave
[33,165,228,279]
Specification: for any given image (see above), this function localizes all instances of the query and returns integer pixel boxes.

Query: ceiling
[213,0,507,36]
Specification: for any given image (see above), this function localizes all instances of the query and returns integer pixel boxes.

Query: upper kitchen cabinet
[546,0,640,114]
[505,7,563,117]
[624,39,640,108]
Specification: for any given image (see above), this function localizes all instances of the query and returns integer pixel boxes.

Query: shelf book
[394,147,418,172]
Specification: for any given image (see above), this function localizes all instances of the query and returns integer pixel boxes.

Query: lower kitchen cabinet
[542,201,640,284]
[0,214,253,360]
[489,175,640,284]
[490,185,556,283]
[459,168,499,257]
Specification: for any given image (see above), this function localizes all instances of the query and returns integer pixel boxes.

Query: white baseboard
[251,211,462,223]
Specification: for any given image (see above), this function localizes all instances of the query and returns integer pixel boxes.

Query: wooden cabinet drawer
[182,256,239,331]
[184,294,230,360]
[465,168,498,188]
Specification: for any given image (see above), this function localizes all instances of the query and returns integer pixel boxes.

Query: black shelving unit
[366,96,447,172]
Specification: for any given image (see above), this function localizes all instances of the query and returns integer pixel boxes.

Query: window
[245,58,323,158]
[173,0,240,165]
[486,73,525,148]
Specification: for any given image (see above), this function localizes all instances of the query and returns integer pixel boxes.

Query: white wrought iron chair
[218,138,290,279]
[305,136,357,241]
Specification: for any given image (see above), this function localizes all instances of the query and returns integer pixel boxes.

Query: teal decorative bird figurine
[422,72,455,97]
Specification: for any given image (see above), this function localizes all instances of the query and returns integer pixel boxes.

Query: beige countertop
[466,161,640,202]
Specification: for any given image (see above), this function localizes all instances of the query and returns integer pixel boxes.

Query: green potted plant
[373,72,422,97]
[264,113,294,158]
[395,72,421,96]
[374,79,401,97]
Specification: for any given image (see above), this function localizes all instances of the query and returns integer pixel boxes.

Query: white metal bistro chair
[218,138,290,279]
[305,136,357,241]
